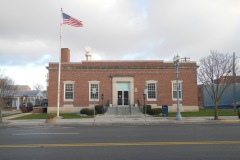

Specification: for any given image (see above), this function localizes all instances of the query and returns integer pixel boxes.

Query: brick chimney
[61,48,70,63]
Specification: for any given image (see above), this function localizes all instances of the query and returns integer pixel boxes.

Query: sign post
[92,88,97,121]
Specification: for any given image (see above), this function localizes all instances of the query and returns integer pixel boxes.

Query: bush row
[149,108,162,115]
[80,108,95,116]
[143,105,162,115]
[80,105,105,116]
[143,105,152,114]
[95,105,104,114]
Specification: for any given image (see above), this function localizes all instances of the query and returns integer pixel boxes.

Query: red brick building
[46,48,199,113]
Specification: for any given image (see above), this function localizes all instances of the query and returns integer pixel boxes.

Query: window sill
[147,99,157,101]
[64,99,74,102]
[172,99,183,101]
[89,99,99,101]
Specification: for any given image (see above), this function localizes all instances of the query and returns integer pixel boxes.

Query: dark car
[19,102,33,113]
[231,102,240,110]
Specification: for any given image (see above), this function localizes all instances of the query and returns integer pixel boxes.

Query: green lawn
[13,113,93,120]
[164,108,238,117]
[11,108,238,119]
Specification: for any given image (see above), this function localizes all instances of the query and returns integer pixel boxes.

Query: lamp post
[101,93,104,114]
[173,54,182,120]
[143,93,146,121]
[143,93,146,114]
[101,93,104,106]
[144,83,148,114]
[92,88,97,121]
[143,84,148,121]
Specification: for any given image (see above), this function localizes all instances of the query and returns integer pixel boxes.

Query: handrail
[104,100,110,113]
[116,105,118,115]
[129,100,131,115]
[137,100,144,113]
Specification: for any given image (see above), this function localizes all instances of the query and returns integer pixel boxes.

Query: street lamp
[144,83,148,114]
[173,54,182,120]
[143,93,146,114]
[101,93,104,106]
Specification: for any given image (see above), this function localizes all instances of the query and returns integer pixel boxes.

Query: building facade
[47,48,199,113]
[198,76,240,109]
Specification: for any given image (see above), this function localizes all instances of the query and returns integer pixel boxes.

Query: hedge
[80,108,96,116]
[143,105,152,114]
[86,109,94,116]
[80,108,89,114]
[95,105,104,114]
[149,108,162,115]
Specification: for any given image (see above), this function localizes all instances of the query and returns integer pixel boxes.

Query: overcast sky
[0,0,240,90]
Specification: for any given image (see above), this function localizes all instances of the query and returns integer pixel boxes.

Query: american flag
[62,12,83,27]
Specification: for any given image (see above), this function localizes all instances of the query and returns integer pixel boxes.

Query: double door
[117,91,129,106]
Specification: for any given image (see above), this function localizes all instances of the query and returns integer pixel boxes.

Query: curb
[1,116,240,127]
[219,120,240,123]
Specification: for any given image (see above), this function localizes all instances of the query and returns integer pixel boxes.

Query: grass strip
[13,113,93,120]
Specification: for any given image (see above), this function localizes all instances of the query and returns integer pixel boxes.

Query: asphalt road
[0,123,240,160]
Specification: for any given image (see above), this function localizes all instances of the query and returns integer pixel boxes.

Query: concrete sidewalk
[1,113,240,126]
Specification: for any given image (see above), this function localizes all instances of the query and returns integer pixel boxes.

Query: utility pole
[233,52,237,111]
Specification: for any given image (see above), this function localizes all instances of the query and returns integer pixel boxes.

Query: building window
[64,81,74,101]
[146,81,157,101]
[172,80,182,100]
[89,81,100,101]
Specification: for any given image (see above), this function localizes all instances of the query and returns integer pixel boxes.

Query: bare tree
[33,83,44,91]
[0,70,18,123]
[198,51,234,120]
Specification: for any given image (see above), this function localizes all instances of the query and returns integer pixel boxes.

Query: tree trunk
[214,100,218,120]
[0,108,2,123]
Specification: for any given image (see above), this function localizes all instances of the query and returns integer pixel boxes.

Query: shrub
[80,108,90,114]
[86,109,95,116]
[143,105,152,114]
[46,113,57,119]
[95,105,104,114]
[80,108,96,116]
[149,108,162,115]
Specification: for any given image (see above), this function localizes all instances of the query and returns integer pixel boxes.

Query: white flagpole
[57,8,63,117]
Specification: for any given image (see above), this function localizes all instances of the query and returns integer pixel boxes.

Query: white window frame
[171,80,183,100]
[146,80,157,101]
[89,81,100,101]
[63,81,75,101]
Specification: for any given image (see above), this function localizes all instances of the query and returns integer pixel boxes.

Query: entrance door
[118,91,129,106]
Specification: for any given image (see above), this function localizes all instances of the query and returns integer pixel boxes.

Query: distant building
[14,85,31,91]
[198,81,240,108]
[11,90,44,110]
[213,76,240,84]
[46,48,199,113]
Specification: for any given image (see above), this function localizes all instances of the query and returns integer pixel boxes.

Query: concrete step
[105,107,144,117]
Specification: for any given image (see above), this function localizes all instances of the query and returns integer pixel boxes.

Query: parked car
[231,101,240,109]
[19,102,33,113]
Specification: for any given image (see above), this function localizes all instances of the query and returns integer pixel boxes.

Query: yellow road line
[220,120,240,123]
[0,141,240,148]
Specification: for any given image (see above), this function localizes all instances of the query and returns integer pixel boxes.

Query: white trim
[146,80,157,101]
[146,80,158,83]
[171,80,183,101]
[63,81,75,102]
[112,77,134,107]
[171,80,183,83]
[88,81,100,101]
[88,81,100,84]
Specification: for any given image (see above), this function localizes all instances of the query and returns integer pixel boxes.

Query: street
[0,123,240,160]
